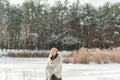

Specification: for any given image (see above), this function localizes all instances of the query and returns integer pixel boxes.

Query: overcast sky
[10,0,120,7]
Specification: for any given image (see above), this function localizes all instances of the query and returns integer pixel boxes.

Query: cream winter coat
[46,54,62,80]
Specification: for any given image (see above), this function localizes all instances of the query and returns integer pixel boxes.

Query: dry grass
[5,51,49,57]
[63,47,120,64]
[72,48,91,64]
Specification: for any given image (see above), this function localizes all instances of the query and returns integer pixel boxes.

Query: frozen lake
[0,57,120,80]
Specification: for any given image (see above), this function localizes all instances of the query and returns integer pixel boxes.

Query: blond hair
[50,47,59,54]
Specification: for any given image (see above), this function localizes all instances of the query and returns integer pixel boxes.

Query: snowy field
[0,49,71,56]
[0,57,120,80]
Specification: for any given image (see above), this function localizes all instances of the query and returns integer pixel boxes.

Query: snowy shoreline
[0,49,71,56]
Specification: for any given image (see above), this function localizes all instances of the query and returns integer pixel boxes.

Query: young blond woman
[46,47,62,80]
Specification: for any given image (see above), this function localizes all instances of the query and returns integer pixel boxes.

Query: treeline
[0,0,120,50]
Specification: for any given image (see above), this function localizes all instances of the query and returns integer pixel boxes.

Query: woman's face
[50,49,57,56]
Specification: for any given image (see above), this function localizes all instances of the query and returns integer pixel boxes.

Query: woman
[46,47,62,80]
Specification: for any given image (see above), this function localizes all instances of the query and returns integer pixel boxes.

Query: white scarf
[46,54,62,80]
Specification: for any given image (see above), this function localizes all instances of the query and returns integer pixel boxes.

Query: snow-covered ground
[0,57,120,80]
[0,49,71,56]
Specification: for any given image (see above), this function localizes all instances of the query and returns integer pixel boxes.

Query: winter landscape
[0,0,120,80]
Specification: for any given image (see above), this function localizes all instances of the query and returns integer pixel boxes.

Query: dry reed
[63,47,120,64]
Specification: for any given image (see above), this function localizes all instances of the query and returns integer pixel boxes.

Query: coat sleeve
[46,58,53,80]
